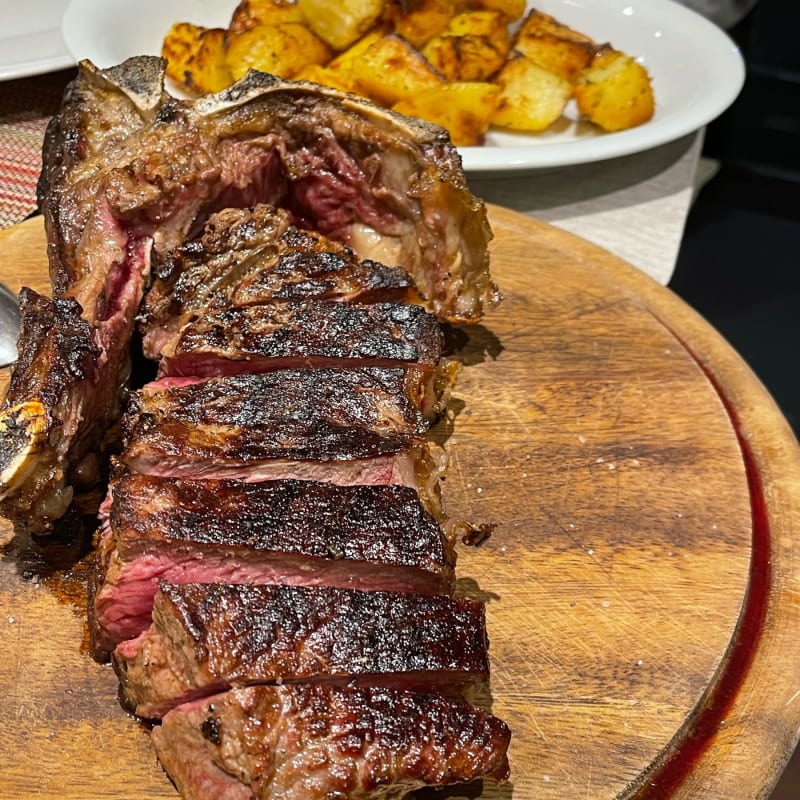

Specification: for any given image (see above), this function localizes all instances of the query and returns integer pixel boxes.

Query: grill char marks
[152,684,511,800]
[120,368,446,479]
[91,474,455,657]
[158,300,444,378]
[140,205,421,360]
[114,582,489,719]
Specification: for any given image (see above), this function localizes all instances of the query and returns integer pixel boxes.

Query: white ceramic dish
[62,0,745,172]
[1,0,74,80]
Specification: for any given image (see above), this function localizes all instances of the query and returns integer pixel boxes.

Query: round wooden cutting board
[0,207,799,800]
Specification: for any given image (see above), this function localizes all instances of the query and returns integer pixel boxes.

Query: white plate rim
[0,0,74,81]
[61,0,745,172]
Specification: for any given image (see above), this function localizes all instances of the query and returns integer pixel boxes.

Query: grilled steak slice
[151,684,511,799]
[120,368,448,479]
[141,205,420,359]
[2,55,496,534]
[0,290,101,531]
[158,300,445,378]
[91,474,454,656]
[114,582,489,719]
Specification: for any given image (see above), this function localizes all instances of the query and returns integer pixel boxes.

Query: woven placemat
[0,70,74,229]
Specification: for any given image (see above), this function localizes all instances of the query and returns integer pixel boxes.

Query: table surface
[1,209,799,799]
[0,69,702,286]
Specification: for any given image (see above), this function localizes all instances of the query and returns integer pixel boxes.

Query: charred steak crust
[114,582,490,718]
[120,368,437,466]
[140,205,420,359]
[0,289,101,529]
[106,474,452,570]
[152,684,511,799]
[90,474,456,655]
[160,300,444,375]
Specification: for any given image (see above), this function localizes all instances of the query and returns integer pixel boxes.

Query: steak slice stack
[5,57,510,798]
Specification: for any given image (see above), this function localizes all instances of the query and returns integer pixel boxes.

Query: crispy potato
[297,0,384,50]
[295,64,358,92]
[162,23,232,94]
[422,10,510,81]
[228,0,304,34]
[574,47,655,131]
[225,22,332,81]
[382,0,455,48]
[161,3,656,140]
[351,33,445,106]
[513,31,595,81]
[393,81,499,145]
[491,53,573,131]
[162,22,204,86]
[515,9,594,44]
[456,0,525,21]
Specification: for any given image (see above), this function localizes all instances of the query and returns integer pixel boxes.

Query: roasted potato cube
[351,34,445,106]
[383,0,455,48]
[491,53,573,131]
[225,22,332,81]
[456,0,526,21]
[442,8,509,38]
[513,31,595,81]
[295,64,358,92]
[574,47,655,131]
[229,0,304,34]
[393,81,499,145]
[162,22,204,87]
[297,0,384,50]
[422,10,510,81]
[162,23,232,94]
[326,29,385,76]
[516,9,594,44]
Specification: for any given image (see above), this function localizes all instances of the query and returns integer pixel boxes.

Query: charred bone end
[0,402,47,500]
[80,56,166,121]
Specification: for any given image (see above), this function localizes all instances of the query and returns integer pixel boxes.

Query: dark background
[667,2,800,795]
[668,0,800,440]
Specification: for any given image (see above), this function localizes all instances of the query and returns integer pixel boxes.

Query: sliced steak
[2,55,496,534]
[114,582,489,719]
[0,290,101,531]
[157,300,445,378]
[91,473,454,657]
[141,204,420,359]
[119,368,449,479]
[151,684,511,799]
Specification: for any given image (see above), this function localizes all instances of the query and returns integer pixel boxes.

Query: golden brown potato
[351,33,445,106]
[574,47,655,131]
[491,53,573,131]
[224,22,332,81]
[515,8,594,44]
[162,23,232,94]
[393,81,500,145]
[383,0,455,48]
[513,31,595,81]
[295,64,358,92]
[228,0,304,34]
[162,22,204,86]
[456,0,525,21]
[325,30,384,88]
[422,10,510,81]
[297,0,384,50]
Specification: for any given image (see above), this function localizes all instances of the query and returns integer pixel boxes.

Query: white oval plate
[0,0,74,81]
[62,0,745,172]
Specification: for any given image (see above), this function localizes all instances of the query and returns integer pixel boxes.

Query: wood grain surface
[0,207,798,800]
